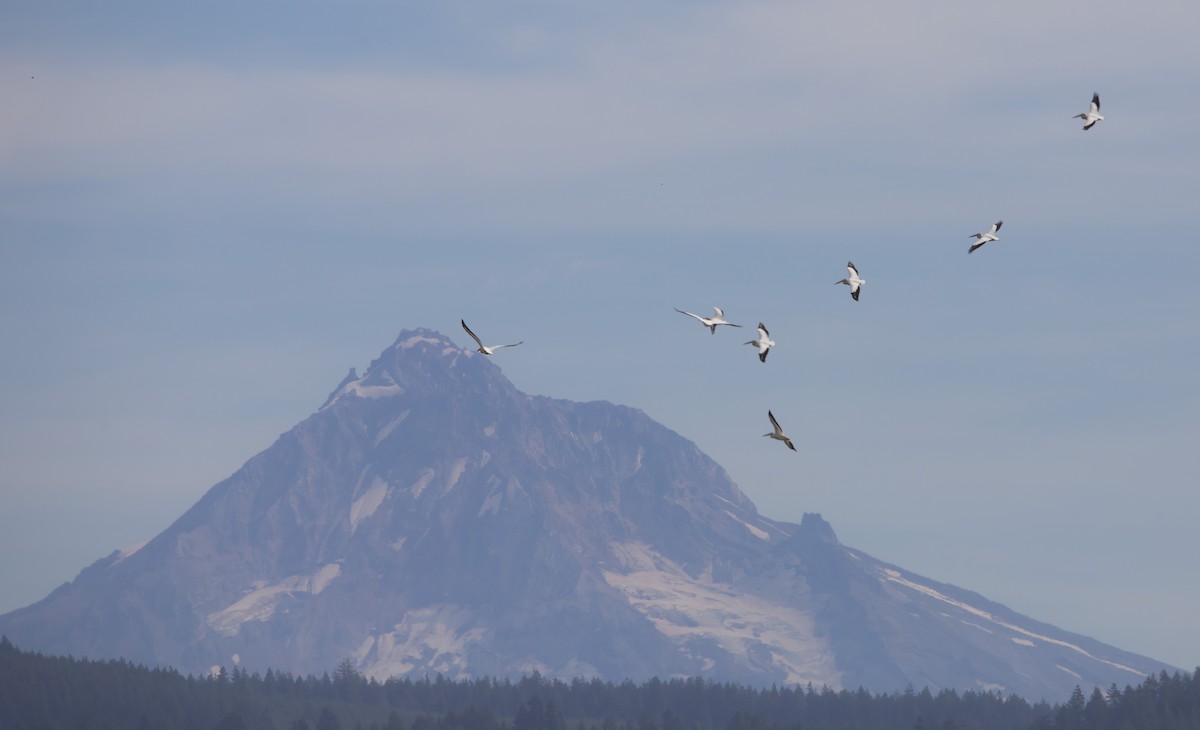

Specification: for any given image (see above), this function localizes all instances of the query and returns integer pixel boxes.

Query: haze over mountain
[0,329,1175,699]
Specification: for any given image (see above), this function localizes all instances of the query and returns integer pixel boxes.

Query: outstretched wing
[1091,92,1100,113]
[768,410,783,434]
[675,308,705,322]
[493,341,523,350]
[991,220,1003,234]
[461,319,485,349]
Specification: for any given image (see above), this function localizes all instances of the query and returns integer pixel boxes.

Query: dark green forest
[2,637,1198,730]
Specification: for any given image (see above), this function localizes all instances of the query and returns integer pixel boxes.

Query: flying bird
[744,323,775,363]
[764,410,796,451]
[674,306,742,334]
[461,319,523,355]
[968,220,1003,254]
[835,262,865,301]
[1074,92,1104,130]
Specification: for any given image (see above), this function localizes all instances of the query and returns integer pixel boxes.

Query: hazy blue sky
[3,1,1199,671]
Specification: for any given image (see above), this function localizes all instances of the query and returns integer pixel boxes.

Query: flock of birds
[462,92,1107,453]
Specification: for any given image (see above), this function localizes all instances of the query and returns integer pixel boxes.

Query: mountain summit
[0,329,1174,698]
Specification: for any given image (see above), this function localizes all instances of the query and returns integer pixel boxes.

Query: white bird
[968,220,1003,254]
[1074,92,1104,131]
[835,262,865,301]
[674,306,742,334]
[461,319,523,355]
[764,410,796,451]
[744,323,775,363]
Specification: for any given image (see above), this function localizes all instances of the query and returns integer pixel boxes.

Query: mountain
[0,329,1175,699]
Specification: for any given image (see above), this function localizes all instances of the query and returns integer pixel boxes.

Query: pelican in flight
[745,323,775,363]
[968,220,1003,254]
[764,410,796,451]
[674,306,741,334]
[461,319,523,355]
[1074,92,1104,130]
[835,262,865,301]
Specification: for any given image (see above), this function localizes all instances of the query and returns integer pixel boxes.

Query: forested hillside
[2,637,1197,730]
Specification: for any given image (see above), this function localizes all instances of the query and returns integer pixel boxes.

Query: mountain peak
[0,327,1177,698]
[796,512,839,545]
[388,327,460,353]
[322,327,510,411]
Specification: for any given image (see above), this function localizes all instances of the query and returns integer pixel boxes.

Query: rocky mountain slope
[0,329,1174,698]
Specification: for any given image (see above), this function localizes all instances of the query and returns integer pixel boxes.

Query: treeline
[1030,674,1200,730]
[2,637,1197,730]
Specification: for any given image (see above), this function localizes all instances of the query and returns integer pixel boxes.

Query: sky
[2,0,1199,672]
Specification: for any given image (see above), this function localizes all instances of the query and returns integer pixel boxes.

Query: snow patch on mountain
[962,620,994,634]
[399,334,445,350]
[351,477,389,532]
[880,568,1144,677]
[725,511,770,540]
[375,411,410,445]
[1057,664,1083,679]
[410,468,435,497]
[330,369,405,403]
[310,565,339,593]
[355,605,489,680]
[445,458,468,493]
[206,563,341,637]
[478,487,503,517]
[603,542,839,686]
[713,496,788,541]
[344,381,404,399]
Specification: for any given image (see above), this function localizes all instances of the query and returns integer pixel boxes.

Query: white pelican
[968,220,1003,254]
[764,410,796,451]
[674,306,742,334]
[745,323,775,363]
[835,262,865,301]
[461,319,523,355]
[1074,92,1104,131]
